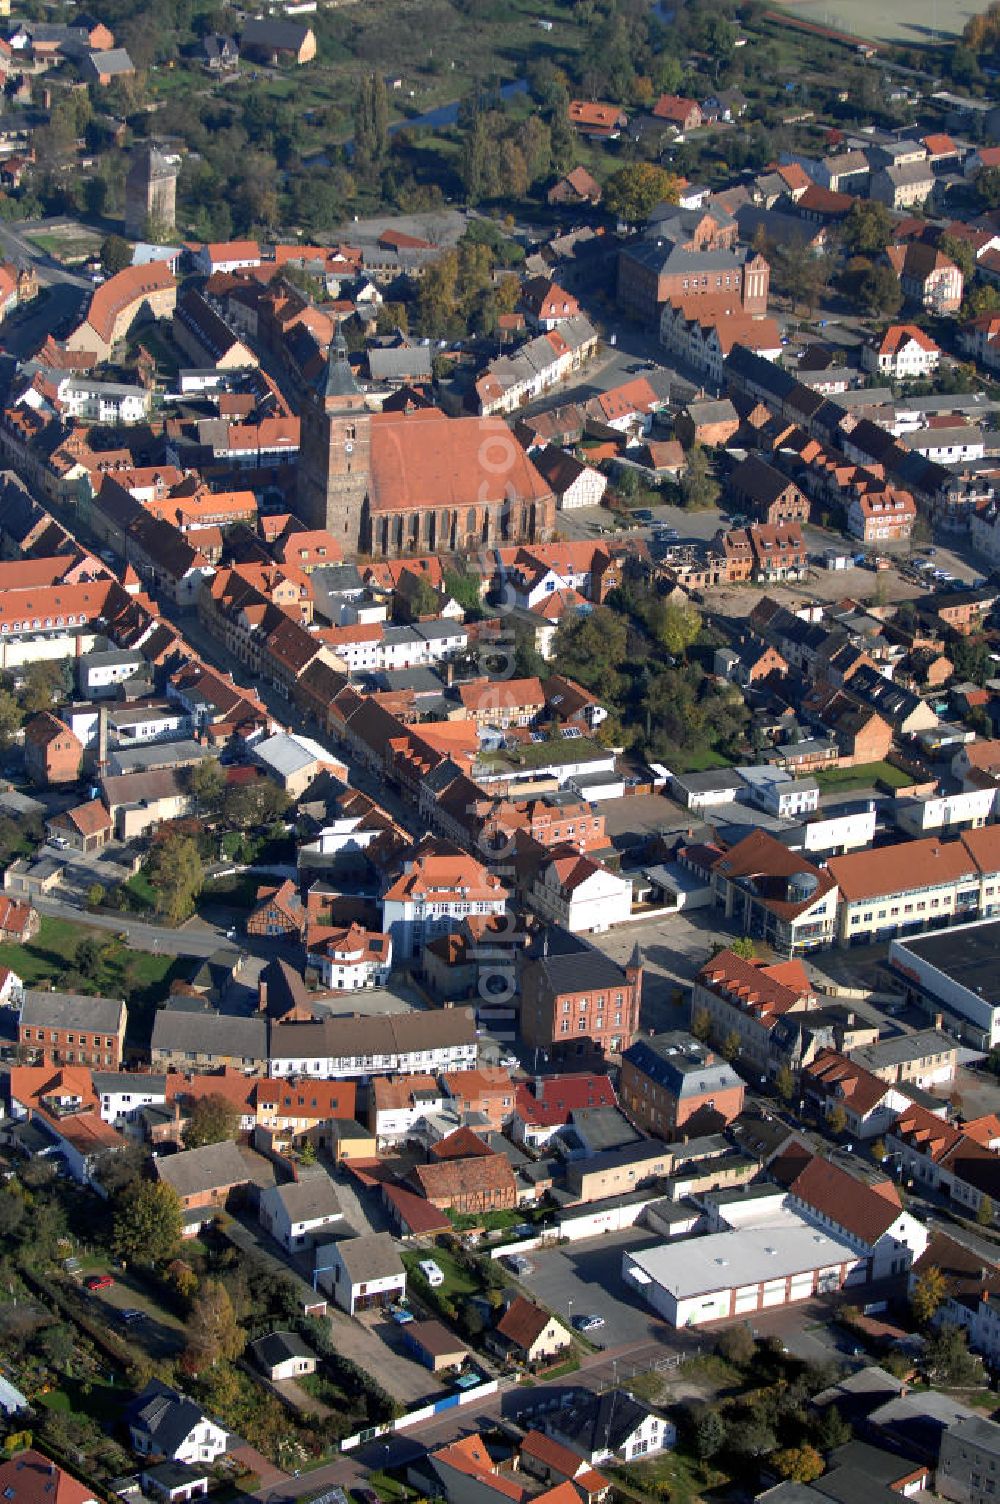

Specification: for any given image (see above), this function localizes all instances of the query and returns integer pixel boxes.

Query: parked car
[390,1304,414,1324]
[574,1314,605,1332]
[504,1253,534,1275]
[85,1274,114,1291]
[419,1259,444,1287]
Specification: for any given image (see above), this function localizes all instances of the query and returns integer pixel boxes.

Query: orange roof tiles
[369,410,552,514]
[790,1154,904,1243]
[85,262,175,346]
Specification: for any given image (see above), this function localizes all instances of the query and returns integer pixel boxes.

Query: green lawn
[672,745,736,773]
[814,760,914,792]
[614,1448,727,1504]
[26,228,103,264]
[402,1246,481,1299]
[0,915,180,1038]
[0,916,108,987]
[39,1373,126,1424]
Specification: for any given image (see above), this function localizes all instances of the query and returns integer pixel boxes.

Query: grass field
[26,225,103,265]
[771,0,974,43]
[0,915,180,1032]
[814,760,914,792]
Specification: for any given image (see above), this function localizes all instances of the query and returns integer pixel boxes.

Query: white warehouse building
[622,1214,862,1328]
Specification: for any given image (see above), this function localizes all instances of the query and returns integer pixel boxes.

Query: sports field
[774,0,977,44]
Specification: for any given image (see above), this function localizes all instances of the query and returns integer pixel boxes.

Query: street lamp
[568,1297,573,1328]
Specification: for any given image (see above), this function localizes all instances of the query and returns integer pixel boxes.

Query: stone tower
[297,336,371,554]
[124,144,178,240]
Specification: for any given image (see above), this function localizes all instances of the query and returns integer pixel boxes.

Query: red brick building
[728,455,809,525]
[18,989,126,1068]
[520,934,642,1061]
[24,712,83,787]
[619,1030,746,1139]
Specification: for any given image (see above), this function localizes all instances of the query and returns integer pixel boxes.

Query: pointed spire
[628,941,643,971]
[319,333,361,401]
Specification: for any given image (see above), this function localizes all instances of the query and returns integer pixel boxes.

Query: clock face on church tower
[344,440,354,454]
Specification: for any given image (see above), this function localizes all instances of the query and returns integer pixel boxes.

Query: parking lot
[515,1228,677,1351]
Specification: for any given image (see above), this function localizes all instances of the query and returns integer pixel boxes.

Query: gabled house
[546,1389,675,1463]
[493,1295,571,1365]
[785,1152,928,1278]
[126,1380,228,1463]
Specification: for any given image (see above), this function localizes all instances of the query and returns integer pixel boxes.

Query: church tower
[296,337,371,554]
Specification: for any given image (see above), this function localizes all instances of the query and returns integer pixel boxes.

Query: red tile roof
[85,262,174,346]
[515,1073,616,1127]
[790,1154,903,1244]
[497,1294,561,1350]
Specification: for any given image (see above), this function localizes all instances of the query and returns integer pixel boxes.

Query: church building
[297,339,557,558]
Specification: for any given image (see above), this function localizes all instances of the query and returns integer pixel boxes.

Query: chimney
[934,1011,943,1030]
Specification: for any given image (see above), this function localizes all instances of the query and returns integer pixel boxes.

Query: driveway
[81,1272,187,1359]
[326,1306,441,1405]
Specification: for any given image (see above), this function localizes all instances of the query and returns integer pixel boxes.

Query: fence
[340,1379,500,1451]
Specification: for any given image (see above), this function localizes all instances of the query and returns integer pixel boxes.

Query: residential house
[546,1389,675,1464]
[547,167,602,206]
[728,455,809,525]
[440,1068,515,1131]
[248,1330,317,1382]
[887,242,964,312]
[154,1139,251,1232]
[529,848,633,935]
[239,19,317,63]
[0,896,37,943]
[863,325,941,380]
[268,1008,478,1080]
[370,1074,446,1145]
[847,486,916,544]
[871,162,935,209]
[412,1151,518,1213]
[258,1175,343,1252]
[150,1013,268,1075]
[909,1231,1000,1368]
[691,946,817,1075]
[493,1295,572,1365]
[246,880,305,939]
[19,990,125,1068]
[23,712,83,786]
[651,95,702,131]
[568,101,628,138]
[531,447,608,511]
[126,1380,229,1463]
[318,1231,406,1313]
[938,1416,1000,1504]
[511,1073,618,1150]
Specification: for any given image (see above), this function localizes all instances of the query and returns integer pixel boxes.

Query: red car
[84,1274,114,1291]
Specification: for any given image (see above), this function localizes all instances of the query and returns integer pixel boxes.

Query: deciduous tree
[113,1180,182,1266]
[604,163,681,223]
[911,1264,948,1326]
[183,1094,240,1150]
[182,1279,244,1373]
[772,1446,824,1484]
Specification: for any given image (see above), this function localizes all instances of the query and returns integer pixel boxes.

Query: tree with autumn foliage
[604,163,681,224]
[181,1280,245,1374]
[772,1447,825,1484]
